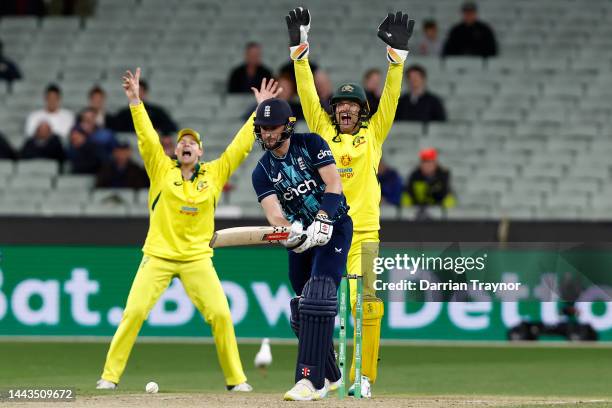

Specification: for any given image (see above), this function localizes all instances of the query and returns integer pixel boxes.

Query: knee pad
[299,275,338,318]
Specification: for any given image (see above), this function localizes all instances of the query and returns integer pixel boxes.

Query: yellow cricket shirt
[294,59,403,232]
[130,103,254,261]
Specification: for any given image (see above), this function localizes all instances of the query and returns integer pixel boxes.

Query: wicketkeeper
[96,69,282,391]
[251,98,353,401]
[286,7,414,397]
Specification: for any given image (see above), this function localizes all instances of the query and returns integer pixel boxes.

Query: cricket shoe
[326,376,342,393]
[348,375,372,398]
[95,379,117,390]
[283,379,326,401]
[227,382,253,392]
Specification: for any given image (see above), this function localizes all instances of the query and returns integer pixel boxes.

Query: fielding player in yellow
[286,7,414,397]
[96,68,282,391]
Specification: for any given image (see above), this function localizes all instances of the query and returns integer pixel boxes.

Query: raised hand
[377,11,414,51]
[286,7,311,46]
[122,67,141,105]
[251,78,283,105]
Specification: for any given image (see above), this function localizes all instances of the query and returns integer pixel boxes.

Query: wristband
[319,192,342,219]
[386,46,409,64]
[290,42,309,61]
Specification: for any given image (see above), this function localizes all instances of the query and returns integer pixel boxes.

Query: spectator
[96,141,149,189]
[160,134,176,159]
[66,126,102,174]
[405,148,455,209]
[78,107,117,159]
[20,121,65,164]
[418,19,442,56]
[396,65,447,122]
[276,75,304,121]
[314,69,333,113]
[243,75,303,121]
[0,130,17,159]
[25,84,75,140]
[87,85,113,128]
[227,42,273,94]
[278,60,319,94]
[0,39,22,84]
[363,68,382,115]
[442,2,498,58]
[111,79,178,134]
[378,160,403,206]
[0,0,46,16]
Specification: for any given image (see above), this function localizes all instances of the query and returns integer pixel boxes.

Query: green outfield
[1,341,611,406]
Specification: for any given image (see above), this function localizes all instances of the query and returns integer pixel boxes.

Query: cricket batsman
[286,7,414,397]
[95,69,282,391]
[251,98,352,400]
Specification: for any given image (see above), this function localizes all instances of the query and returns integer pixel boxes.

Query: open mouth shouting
[340,112,353,126]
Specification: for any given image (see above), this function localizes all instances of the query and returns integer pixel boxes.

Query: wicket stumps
[338,274,363,399]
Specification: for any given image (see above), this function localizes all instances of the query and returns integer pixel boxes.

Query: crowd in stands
[0,79,177,189]
[0,0,502,213]
[378,148,455,215]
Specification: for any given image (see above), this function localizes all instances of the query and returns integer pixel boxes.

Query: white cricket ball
[145,381,159,394]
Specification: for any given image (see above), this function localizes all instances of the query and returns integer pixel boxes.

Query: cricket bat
[210,226,291,248]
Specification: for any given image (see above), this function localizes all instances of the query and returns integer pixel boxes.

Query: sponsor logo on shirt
[272,172,283,182]
[352,135,365,148]
[338,167,354,179]
[317,149,333,160]
[180,206,199,216]
[283,178,318,201]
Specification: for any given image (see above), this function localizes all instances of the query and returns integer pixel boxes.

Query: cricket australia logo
[264,105,271,117]
[197,180,208,191]
[341,84,354,92]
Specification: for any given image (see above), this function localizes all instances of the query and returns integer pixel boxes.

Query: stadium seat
[84,203,129,217]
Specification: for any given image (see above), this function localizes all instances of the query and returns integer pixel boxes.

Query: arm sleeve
[294,59,334,138]
[370,62,404,145]
[305,134,336,168]
[129,103,171,183]
[252,163,276,202]
[208,113,255,187]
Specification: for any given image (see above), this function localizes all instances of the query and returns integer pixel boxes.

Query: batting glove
[307,213,334,247]
[377,11,415,63]
[287,7,311,60]
[284,221,312,253]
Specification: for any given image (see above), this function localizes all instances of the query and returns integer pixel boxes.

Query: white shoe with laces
[348,375,372,398]
[227,382,253,392]
[95,379,117,390]
[284,378,327,401]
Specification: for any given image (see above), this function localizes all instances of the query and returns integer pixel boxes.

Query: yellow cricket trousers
[347,230,384,383]
[101,254,246,386]
[347,230,380,302]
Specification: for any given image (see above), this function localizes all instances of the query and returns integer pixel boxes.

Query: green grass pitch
[1,341,611,405]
